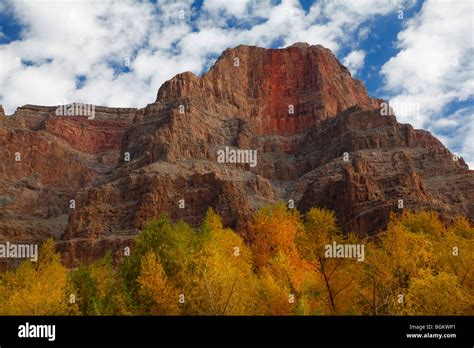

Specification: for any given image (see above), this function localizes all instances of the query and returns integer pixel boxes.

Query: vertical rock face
[0,105,136,246]
[0,43,472,266]
[157,43,378,135]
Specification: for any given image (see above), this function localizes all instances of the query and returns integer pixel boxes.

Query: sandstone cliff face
[157,43,378,136]
[0,43,472,266]
[0,105,136,245]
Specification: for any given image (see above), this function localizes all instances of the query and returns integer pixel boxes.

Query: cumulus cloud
[462,114,474,169]
[0,0,417,116]
[0,0,164,109]
[433,107,474,169]
[343,50,366,76]
[380,0,474,167]
[201,0,252,18]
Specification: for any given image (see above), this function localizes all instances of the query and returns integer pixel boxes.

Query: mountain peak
[288,42,311,48]
[156,43,379,135]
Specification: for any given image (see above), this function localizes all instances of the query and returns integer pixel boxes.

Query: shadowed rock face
[0,43,472,266]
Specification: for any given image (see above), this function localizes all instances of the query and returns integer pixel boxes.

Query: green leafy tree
[71,253,130,315]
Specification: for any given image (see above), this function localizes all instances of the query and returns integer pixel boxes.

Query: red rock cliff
[0,43,472,266]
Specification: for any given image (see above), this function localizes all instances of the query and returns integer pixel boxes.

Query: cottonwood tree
[0,239,76,315]
[297,208,364,314]
[250,203,313,314]
[120,215,197,301]
[186,209,260,315]
[71,253,130,315]
[138,251,181,315]
[363,211,474,315]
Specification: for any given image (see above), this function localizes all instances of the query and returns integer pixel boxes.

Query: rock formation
[0,43,472,266]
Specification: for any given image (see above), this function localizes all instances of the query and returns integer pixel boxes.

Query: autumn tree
[404,269,473,315]
[120,215,197,306]
[250,202,311,314]
[251,202,302,270]
[185,208,260,315]
[435,216,473,292]
[297,207,365,314]
[362,210,474,315]
[71,253,131,315]
[0,239,76,315]
[363,212,435,314]
[137,251,181,315]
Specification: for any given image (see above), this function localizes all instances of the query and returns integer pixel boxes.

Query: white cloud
[358,26,370,41]
[432,107,474,169]
[380,0,474,167]
[343,50,366,76]
[0,0,417,115]
[201,0,251,18]
[0,0,190,112]
[462,115,474,169]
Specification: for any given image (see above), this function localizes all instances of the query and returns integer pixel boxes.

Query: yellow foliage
[0,239,76,315]
[251,203,302,270]
[250,203,312,297]
[258,270,295,315]
[0,208,472,316]
[298,208,365,314]
[138,251,181,315]
[403,270,474,315]
[400,210,446,240]
[186,209,260,315]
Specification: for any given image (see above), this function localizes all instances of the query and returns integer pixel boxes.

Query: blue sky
[0,0,472,167]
